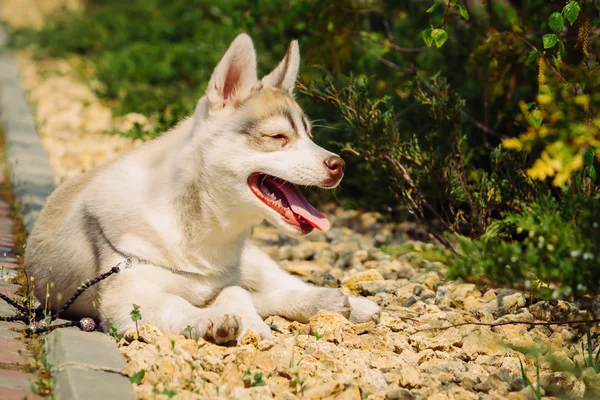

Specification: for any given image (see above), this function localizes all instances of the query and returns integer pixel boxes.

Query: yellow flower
[575,95,589,109]
[537,93,553,105]
[502,138,523,151]
[552,171,570,186]
[527,158,555,180]
[568,154,583,171]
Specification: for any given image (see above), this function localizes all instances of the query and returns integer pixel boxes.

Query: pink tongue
[277,182,331,231]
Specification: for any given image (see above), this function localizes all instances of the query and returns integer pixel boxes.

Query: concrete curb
[0,24,136,400]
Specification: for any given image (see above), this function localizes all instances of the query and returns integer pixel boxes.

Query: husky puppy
[25,34,380,343]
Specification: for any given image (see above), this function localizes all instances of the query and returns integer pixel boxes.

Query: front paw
[199,314,242,344]
[317,288,352,319]
[240,316,273,341]
[348,296,381,323]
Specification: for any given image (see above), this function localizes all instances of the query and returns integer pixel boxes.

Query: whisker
[311,125,343,131]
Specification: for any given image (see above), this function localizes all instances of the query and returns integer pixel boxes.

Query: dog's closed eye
[264,133,289,146]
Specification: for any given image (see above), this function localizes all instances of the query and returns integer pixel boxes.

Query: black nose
[324,156,345,181]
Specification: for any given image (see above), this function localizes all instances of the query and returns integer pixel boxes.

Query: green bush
[10,0,600,300]
[449,193,600,299]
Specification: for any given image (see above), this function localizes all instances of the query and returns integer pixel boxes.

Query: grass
[519,357,542,400]
[10,0,300,138]
[28,337,56,397]
[577,326,600,373]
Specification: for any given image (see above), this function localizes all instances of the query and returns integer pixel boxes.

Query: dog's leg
[206,285,272,340]
[241,244,381,323]
[100,269,271,343]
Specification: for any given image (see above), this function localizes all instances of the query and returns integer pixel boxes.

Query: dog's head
[191,34,344,237]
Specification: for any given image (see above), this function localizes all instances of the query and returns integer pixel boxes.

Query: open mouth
[248,173,331,233]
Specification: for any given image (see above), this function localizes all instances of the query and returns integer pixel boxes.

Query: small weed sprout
[130,370,145,385]
[289,333,305,395]
[577,326,600,373]
[243,369,266,387]
[130,303,142,338]
[93,296,121,340]
[170,339,175,350]
[312,331,323,340]
[161,388,176,398]
[184,325,193,339]
[290,371,305,394]
[109,324,120,340]
[519,357,542,400]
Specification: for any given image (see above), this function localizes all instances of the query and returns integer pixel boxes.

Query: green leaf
[543,34,558,49]
[563,1,581,25]
[526,50,541,65]
[557,41,566,60]
[525,102,536,109]
[576,171,583,191]
[130,304,142,321]
[549,12,564,33]
[584,147,595,166]
[596,0,600,10]
[530,110,543,128]
[426,2,438,13]
[458,5,470,20]
[431,29,448,47]
[589,166,597,181]
[422,28,434,47]
[130,370,145,385]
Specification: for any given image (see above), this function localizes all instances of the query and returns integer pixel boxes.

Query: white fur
[24,34,380,342]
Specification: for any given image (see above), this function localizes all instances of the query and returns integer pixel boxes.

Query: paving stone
[0,261,19,269]
[0,283,19,295]
[0,215,14,224]
[0,386,43,400]
[0,268,18,281]
[0,321,24,339]
[0,337,29,365]
[0,369,31,390]
[0,226,14,234]
[54,366,136,400]
[46,329,124,372]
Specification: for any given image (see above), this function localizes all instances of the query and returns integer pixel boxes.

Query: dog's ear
[262,40,300,94]
[206,33,257,110]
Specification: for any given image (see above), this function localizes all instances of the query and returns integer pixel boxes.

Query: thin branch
[543,56,568,84]
[450,123,479,233]
[415,318,600,333]
[461,111,503,138]
[487,31,538,51]
[441,1,453,29]
[371,53,415,73]
[360,32,429,54]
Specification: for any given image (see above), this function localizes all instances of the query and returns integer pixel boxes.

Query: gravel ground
[117,212,596,399]
[16,51,148,185]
